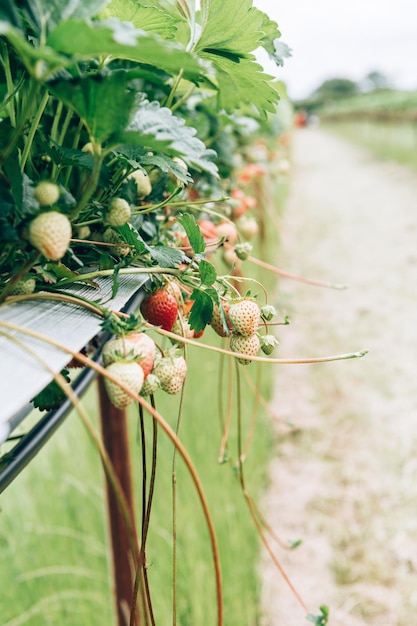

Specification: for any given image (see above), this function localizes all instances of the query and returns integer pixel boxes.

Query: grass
[0,352,275,625]
[324,119,417,170]
[0,180,284,625]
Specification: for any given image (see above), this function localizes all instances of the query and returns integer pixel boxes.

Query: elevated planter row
[0,275,147,492]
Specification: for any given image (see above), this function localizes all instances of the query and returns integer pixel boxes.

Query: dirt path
[260,127,417,626]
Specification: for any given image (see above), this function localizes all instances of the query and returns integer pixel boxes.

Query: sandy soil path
[260,127,417,626]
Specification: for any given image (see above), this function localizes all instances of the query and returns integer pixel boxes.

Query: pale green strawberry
[230,333,260,365]
[103,228,130,257]
[153,356,187,395]
[260,334,279,356]
[28,211,72,260]
[140,373,161,397]
[104,361,144,409]
[228,299,261,336]
[106,197,131,226]
[129,169,152,198]
[34,181,60,206]
[11,277,36,295]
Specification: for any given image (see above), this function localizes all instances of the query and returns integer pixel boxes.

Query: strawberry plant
[0,1,366,624]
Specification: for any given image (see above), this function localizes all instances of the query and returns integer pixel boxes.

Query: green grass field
[0,189,284,625]
[324,119,417,170]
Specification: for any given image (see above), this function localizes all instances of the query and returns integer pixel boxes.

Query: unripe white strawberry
[28,211,72,260]
[75,225,91,239]
[129,169,152,198]
[153,356,187,395]
[34,181,60,206]
[104,361,144,409]
[106,197,131,226]
[140,373,161,396]
[237,216,259,240]
[102,332,155,378]
[228,299,261,336]
[230,333,260,365]
[11,277,36,295]
[277,158,291,175]
[172,157,188,172]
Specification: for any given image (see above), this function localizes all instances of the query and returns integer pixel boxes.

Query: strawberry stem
[247,255,348,290]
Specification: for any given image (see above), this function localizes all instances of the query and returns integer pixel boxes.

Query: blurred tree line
[295,71,391,113]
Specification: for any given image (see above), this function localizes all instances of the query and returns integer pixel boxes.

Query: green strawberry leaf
[195,0,280,116]
[45,263,81,281]
[99,253,115,271]
[0,1,22,29]
[32,368,71,411]
[199,50,279,117]
[99,0,178,39]
[3,161,41,220]
[254,8,291,68]
[48,72,137,144]
[199,259,217,286]
[188,288,214,333]
[113,146,193,184]
[306,605,330,625]
[198,0,264,55]
[177,213,205,254]
[115,224,147,254]
[148,244,186,268]
[123,100,218,176]
[0,181,18,242]
[47,18,202,80]
[15,0,110,35]
[0,20,68,77]
[45,142,95,170]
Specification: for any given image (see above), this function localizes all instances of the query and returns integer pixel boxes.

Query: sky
[254,0,417,100]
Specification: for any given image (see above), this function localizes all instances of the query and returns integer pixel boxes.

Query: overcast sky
[254,0,417,99]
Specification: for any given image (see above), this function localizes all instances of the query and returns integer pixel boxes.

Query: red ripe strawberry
[140,288,179,331]
[102,332,155,379]
[215,221,238,245]
[154,355,187,395]
[230,333,260,365]
[104,361,144,409]
[228,299,261,336]
[198,219,218,242]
